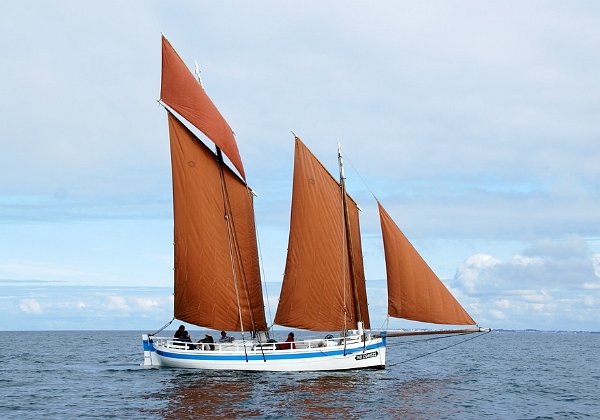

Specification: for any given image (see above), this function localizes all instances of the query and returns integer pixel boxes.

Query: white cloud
[593,254,600,277]
[489,309,506,320]
[133,297,165,311]
[454,237,600,330]
[518,289,552,303]
[530,304,546,313]
[19,299,42,314]
[512,255,544,267]
[456,253,500,293]
[494,299,511,309]
[105,296,129,311]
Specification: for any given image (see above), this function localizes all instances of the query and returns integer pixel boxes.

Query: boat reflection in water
[153,370,395,418]
[151,370,458,418]
[156,372,257,418]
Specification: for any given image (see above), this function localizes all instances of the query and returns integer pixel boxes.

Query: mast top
[194,61,204,88]
[337,142,346,181]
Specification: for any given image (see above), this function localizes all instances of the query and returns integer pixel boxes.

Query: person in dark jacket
[198,334,215,351]
[174,325,186,340]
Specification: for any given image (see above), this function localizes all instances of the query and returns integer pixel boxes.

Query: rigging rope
[386,330,491,367]
[149,317,175,336]
[341,150,379,202]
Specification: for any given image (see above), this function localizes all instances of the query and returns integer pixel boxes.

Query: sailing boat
[142,36,485,371]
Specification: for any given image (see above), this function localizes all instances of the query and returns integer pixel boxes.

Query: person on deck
[219,331,234,343]
[180,331,195,350]
[279,332,296,350]
[174,325,186,340]
[198,334,215,351]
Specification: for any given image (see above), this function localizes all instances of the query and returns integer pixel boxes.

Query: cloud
[454,237,600,330]
[455,253,500,293]
[104,296,130,311]
[456,237,598,293]
[99,295,174,316]
[489,309,507,320]
[19,299,43,314]
[134,297,161,310]
[0,284,176,330]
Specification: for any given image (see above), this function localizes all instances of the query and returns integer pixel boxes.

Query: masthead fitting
[194,61,204,88]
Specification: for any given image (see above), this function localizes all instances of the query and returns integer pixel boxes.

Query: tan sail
[161,35,246,180]
[168,112,266,331]
[346,194,370,328]
[378,203,475,325]
[275,138,369,331]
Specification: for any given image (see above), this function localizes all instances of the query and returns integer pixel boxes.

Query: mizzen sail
[378,202,475,325]
[168,112,266,331]
[275,138,369,331]
[161,35,246,180]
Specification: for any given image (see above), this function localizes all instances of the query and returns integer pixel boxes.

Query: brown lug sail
[161,35,246,180]
[345,194,370,328]
[168,112,266,331]
[378,202,475,325]
[275,138,369,331]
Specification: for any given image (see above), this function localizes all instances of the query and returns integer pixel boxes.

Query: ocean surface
[1,330,598,419]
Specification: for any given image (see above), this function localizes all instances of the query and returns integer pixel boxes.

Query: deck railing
[150,333,370,353]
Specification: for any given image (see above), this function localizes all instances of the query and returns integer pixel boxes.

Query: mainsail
[378,202,475,325]
[168,111,266,331]
[161,35,246,180]
[275,138,370,331]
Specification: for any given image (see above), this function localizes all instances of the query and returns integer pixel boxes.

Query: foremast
[274,137,370,332]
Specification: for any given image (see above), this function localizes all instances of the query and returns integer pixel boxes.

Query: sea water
[0,330,598,419]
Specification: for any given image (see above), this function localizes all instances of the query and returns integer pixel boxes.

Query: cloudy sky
[1,1,599,332]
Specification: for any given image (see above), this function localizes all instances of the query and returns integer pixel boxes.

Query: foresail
[161,35,246,180]
[168,112,266,331]
[274,138,369,331]
[378,203,476,326]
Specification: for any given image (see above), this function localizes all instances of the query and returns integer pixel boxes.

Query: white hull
[142,334,386,371]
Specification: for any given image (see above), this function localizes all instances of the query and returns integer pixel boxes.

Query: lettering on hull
[355,351,378,361]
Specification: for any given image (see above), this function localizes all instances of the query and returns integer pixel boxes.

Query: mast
[162,36,266,332]
[275,138,369,331]
[337,144,363,332]
[195,64,256,335]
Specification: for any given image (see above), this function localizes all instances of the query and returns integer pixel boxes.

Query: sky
[1,1,599,332]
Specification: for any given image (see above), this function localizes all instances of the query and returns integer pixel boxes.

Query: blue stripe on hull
[155,342,384,361]
[143,340,152,351]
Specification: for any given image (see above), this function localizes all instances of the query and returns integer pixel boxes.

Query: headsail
[378,202,475,325]
[161,35,246,180]
[275,138,370,331]
[168,112,266,331]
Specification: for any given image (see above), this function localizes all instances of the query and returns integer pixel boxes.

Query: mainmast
[337,144,364,334]
[194,62,256,335]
